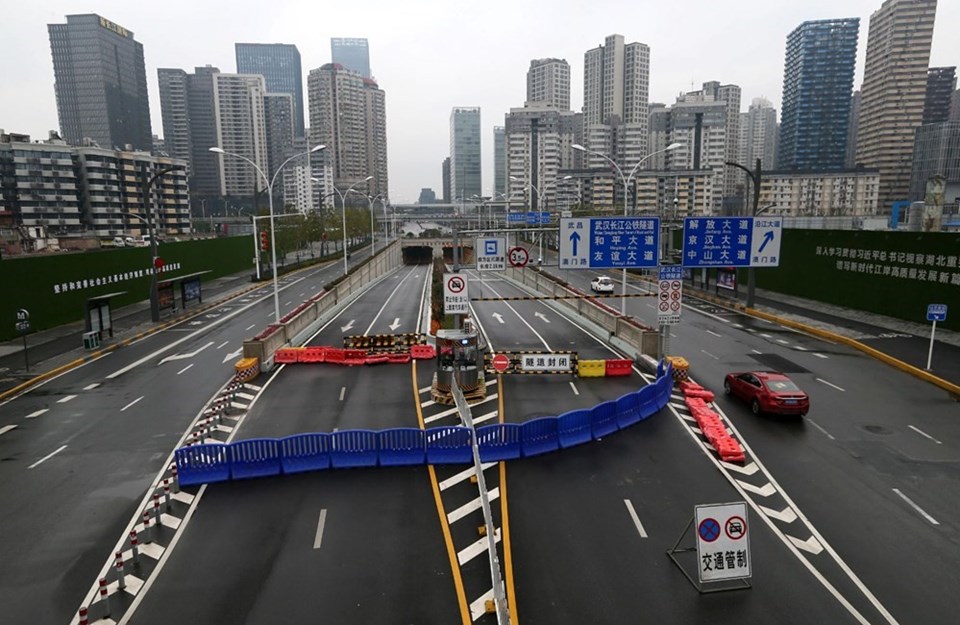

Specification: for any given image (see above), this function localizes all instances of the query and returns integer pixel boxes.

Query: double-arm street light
[130,165,178,322]
[725,158,764,308]
[349,189,384,256]
[210,144,325,324]
[331,176,373,275]
[509,174,573,263]
[572,142,683,314]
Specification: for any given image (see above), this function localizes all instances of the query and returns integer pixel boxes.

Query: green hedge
[0,236,253,341]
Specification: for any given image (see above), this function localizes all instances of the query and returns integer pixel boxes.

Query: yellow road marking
[412,361,471,625]
[498,374,519,624]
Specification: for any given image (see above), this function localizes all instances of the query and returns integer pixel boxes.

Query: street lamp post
[725,158,762,308]
[572,142,683,314]
[333,176,373,275]
[510,175,572,265]
[353,191,384,256]
[138,165,177,322]
[210,144,325,323]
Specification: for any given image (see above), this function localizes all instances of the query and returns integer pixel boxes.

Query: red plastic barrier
[411,344,436,360]
[364,353,390,366]
[678,380,704,393]
[715,438,746,463]
[685,397,708,412]
[274,348,301,364]
[325,348,345,364]
[604,359,633,377]
[387,352,412,364]
[299,347,326,363]
[685,388,715,402]
[343,349,367,366]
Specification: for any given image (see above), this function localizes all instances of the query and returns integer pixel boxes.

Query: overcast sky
[2,1,957,202]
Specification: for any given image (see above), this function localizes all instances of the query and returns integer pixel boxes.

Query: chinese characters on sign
[520,353,573,373]
[682,217,782,268]
[559,217,660,269]
[476,237,506,271]
[657,266,683,325]
[695,502,751,583]
[443,273,469,315]
[51,263,183,295]
[814,246,960,286]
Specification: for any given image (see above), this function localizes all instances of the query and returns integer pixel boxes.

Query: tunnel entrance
[402,246,434,265]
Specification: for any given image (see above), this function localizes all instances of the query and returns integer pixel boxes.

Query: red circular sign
[725,516,747,540]
[508,246,529,268]
[447,275,465,293]
[154,257,165,269]
[491,353,510,373]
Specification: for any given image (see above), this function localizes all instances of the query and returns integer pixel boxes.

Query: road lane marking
[121,396,144,412]
[470,589,495,622]
[759,504,798,524]
[794,346,809,351]
[706,330,722,338]
[700,350,719,360]
[216,341,229,349]
[26,409,49,419]
[339,387,346,401]
[245,324,255,331]
[908,425,942,445]
[177,364,194,375]
[892,488,939,525]
[498,374,519,625]
[458,528,501,565]
[313,509,328,549]
[83,383,101,390]
[751,349,762,354]
[0,424,18,437]
[777,339,790,345]
[364,265,418,335]
[807,419,836,441]
[569,381,580,396]
[814,353,829,359]
[788,534,824,555]
[623,499,648,538]
[58,395,77,403]
[28,444,67,469]
[760,333,773,338]
[284,301,292,306]
[816,378,846,392]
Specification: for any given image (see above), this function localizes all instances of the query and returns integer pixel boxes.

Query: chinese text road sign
[526,211,551,225]
[927,303,947,322]
[559,217,660,269]
[443,273,469,315]
[476,237,506,271]
[520,352,573,373]
[507,212,526,224]
[696,502,751,583]
[658,266,683,325]
[682,217,782,268]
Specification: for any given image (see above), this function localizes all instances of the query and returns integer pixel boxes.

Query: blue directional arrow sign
[927,303,947,322]
[559,217,660,269]
[682,217,783,268]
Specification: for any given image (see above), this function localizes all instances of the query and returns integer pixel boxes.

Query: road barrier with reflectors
[174,362,674,486]
[344,333,427,350]
[604,359,633,376]
[681,381,746,463]
[233,357,260,382]
[576,360,605,377]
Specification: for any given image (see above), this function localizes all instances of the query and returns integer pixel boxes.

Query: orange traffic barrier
[604,359,633,377]
[364,353,390,366]
[299,346,326,363]
[410,344,436,360]
[274,348,302,364]
[716,438,746,463]
[387,352,412,364]
[325,348,345,364]
[343,349,367,366]
[685,388,715,402]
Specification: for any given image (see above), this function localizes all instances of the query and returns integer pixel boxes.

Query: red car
[723,371,810,417]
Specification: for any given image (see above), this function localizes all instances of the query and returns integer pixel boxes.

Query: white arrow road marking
[624,499,648,538]
[340,319,355,333]
[388,318,401,331]
[788,534,824,555]
[534,312,550,323]
[121,396,144,412]
[28,444,67,469]
[492,312,504,324]
[222,348,243,364]
[759,505,798,524]
[735,479,776,497]
[158,341,214,365]
[313,509,328,549]
[720,460,759,476]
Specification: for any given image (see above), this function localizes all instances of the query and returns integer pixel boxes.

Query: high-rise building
[923,67,957,125]
[450,107,481,200]
[493,126,506,197]
[647,104,669,170]
[442,157,451,203]
[331,38,371,78]
[856,0,938,210]
[778,18,859,171]
[211,74,268,197]
[910,121,960,200]
[695,82,741,198]
[235,43,305,137]
[952,90,960,122]
[740,98,779,172]
[48,14,152,151]
[307,63,388,198]
[665,93,728,212]
[846,90,861,168]
[263,93,296,182]
[526,58,571,111]
[504,105,581,210]
[157,68,191,164]
[582,34,650,197]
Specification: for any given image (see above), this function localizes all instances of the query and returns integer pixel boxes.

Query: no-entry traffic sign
[491,353,510,373]
[443,273,469,315]
[695,502,751,583]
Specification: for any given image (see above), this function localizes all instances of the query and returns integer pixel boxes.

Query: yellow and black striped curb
[471,292,656,302]
[344,333,427,349]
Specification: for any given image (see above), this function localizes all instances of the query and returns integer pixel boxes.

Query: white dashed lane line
[908,425,942,445]
[706,330,722,338]
[121,396,144,412]
[28,444,67,469]
[0,424,18,437]
[83,383,100,391]
[26,409,49,419]
[816,378,845,392]
[57,395,77,404]
[892,488,939,525]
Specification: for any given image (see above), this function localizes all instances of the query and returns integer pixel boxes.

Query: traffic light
[259,230,269,252]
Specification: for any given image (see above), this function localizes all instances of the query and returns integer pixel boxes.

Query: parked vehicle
[723,371,810,417]
[591,276,616,293]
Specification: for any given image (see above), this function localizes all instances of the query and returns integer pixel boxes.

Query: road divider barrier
[681,383,746,463]
[299,346,327,363]
[274,347,302,364]
[344,333,427,350]
[577,360,605,377]
[666,355,689,381]
[234,357,260,382]
[343,349,367,366]
[604,359,633,377]
[174,362,674,486]
[411,344,437,360]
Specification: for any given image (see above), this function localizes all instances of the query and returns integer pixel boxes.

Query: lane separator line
[908,425,942,445]
[892,488,940,525]
[28,444,67,469]
[624,499,648,538]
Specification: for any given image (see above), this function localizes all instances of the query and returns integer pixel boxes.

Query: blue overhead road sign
[559,217,660,269]
[682,216,783,268]
[507,212,526,224]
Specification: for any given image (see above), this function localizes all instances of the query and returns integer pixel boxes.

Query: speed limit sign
[508,246,529,268]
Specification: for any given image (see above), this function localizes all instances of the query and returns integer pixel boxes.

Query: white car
[591,276,615,293]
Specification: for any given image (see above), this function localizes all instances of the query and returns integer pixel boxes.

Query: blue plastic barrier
[591,400,619,438]
[175,443,230,487]
[616,391,641,428]
[557,409,593,448]
[280,433,331,474]
[477,423,522,461]
[330,430,379,468]
[637,384,660,419]
[378,428,427,466]
[521,417,560,457]
[425,426,473,464]
[230,438,281,480]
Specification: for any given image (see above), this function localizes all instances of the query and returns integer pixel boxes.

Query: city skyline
[2,1,958,202]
